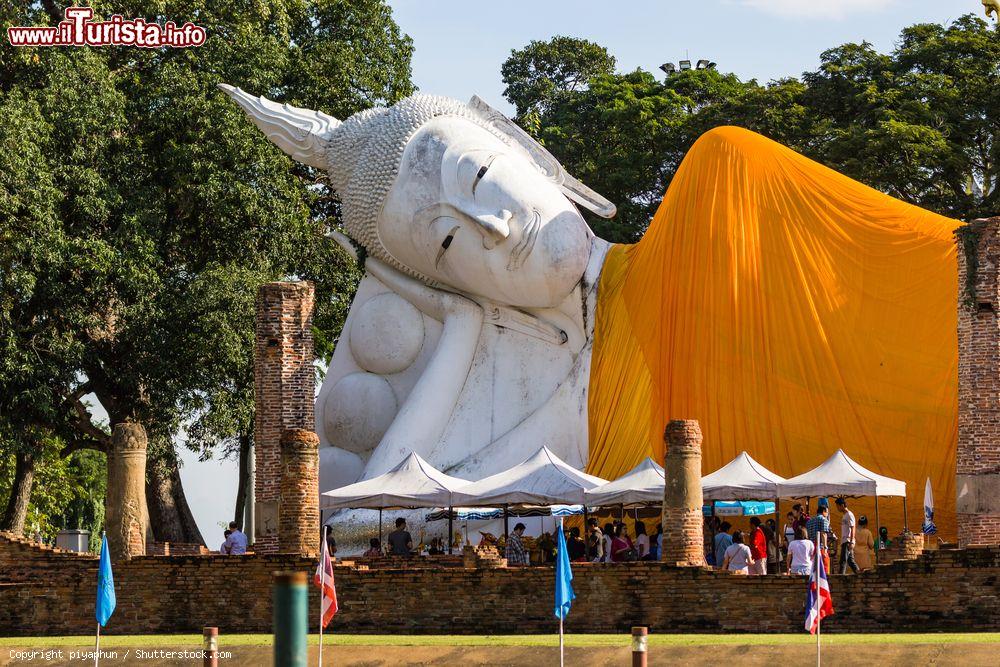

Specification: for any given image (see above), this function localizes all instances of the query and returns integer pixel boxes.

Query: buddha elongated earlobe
[218,83,341,170]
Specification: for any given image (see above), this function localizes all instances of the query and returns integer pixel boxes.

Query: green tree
[803,15,1000,219]
[502,18,998,242]
[501,36,616,119]
[0,0,412,541]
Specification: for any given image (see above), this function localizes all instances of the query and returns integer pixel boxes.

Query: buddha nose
[474,209,512,249]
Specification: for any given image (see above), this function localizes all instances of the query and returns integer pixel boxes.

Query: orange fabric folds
[587,126,960,537]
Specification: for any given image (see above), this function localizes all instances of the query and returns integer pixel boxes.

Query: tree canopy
[501,15,1000,242]
[0,0,413,541]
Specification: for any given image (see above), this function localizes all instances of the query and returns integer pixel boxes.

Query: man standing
[806,505,831,573]
[224,521,248,555]
[387,518,413,556]
[748,517,768,575]
[506,523,530,566]
[586,517,604,562]
[834,497,860,574]
[713,521,733,569]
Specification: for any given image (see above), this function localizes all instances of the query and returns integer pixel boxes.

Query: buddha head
[219,87,616,308]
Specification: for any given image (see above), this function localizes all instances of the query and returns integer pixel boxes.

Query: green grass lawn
[2,633,998,648]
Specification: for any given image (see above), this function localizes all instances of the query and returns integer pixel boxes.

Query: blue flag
[96,534,116,627]
[554,519,576,620]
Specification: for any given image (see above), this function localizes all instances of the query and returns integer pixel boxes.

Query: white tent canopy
[320,451,470,510]
[702,451,786,501]
[451,446,608,507]
[776,449,906,498]
[584,457,664,507]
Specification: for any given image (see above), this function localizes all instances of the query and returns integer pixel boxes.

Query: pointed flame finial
[218,83,341,170]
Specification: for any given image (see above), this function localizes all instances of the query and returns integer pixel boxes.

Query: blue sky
[173,0,973,543]
[389,0,969,113]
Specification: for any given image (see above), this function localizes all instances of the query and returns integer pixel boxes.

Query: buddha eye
[472,155,496,195]
[436,224,460,268]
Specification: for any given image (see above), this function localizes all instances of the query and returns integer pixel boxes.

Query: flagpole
[319,525,326,667]
[815,532,821,667]
[94,622,100,667]
[559,516,565,667]
[559,615,564,667]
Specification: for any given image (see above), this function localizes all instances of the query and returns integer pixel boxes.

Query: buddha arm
[363,257,484,466]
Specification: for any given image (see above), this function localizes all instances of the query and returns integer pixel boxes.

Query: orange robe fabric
[587,126,960,538]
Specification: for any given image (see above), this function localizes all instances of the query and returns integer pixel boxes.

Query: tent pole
[902,496,908,533]
[583,505,590,560]
[448,505,454,555]
[504,504,509,544]
[874,495,881,565]
[775,495,780,573]
[379,508,383,550]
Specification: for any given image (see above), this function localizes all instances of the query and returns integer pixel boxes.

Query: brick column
[278,429,320,556]
[661,419,704,566]
[955,219,1000,547]
[105,423,150,560]
[254,281,316,553]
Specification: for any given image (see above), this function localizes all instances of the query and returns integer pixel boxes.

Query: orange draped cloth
[587,126,960,538]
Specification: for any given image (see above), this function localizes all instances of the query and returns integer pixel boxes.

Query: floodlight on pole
[659,63,676,75]
[696,60,717,70]
[679,60,692,71]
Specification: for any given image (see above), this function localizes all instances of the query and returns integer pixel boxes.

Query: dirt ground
[3,643,998,666]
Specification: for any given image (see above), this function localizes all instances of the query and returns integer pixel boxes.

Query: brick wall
[254,282,316,554]
[279,429,319,556]
[662,420,704,566]
[148,542,214,556]
[955,218,1000,546]
[2,533,998,635]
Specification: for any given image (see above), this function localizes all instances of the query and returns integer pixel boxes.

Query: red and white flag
[314,539,338,628]
[804,537,834,634]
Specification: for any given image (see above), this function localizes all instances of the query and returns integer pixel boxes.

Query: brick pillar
[105,423,150,560]
[254,281,316,554]
[955,219,1000,547]
[279,429,320,556]
[661,419,704,566]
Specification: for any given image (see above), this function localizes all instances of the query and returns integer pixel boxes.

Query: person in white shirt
[721,530,754,574]
[834,497,859,574]
[634,521,651,560]
[602,523,614,563]
[786,526,814,575]
[223,521,248,555]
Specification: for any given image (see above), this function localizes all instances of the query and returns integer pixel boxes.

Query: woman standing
[610,524,636,562]
[634,521,650,560]
[854,515,875,571]
[602,523,615,563]
[765,519,781,574]
[785,526,814,575]
[782,512,796,549]
[722,531,754,574]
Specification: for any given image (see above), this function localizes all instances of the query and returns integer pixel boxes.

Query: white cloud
[735,0,899,20]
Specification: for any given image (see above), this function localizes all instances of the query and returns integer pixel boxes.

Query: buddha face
[377,116,593,308]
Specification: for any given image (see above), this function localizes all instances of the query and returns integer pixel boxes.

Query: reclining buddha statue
[222,86,961,536]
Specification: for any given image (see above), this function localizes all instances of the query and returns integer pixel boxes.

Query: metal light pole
[273,571,308,667]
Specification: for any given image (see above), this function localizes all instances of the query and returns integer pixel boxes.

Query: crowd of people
[709,497,882,575]
[311,496,894,570]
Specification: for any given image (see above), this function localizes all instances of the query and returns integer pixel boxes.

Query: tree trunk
[233,432,250,526]
[145,437,205,546]
[1,450,36,535]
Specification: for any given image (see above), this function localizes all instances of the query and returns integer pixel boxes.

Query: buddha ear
[218,84,341,170]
